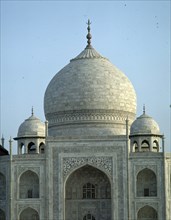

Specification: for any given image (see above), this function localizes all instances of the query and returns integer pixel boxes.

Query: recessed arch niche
[19,170,39,199]
[137,168,157,197]
[19,207,39,220]
[137,205,157,220]
[0,209,5,220]
[65,165,111,220]
[0,172,6,200]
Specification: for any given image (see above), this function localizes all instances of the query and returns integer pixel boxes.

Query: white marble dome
[17,113,45,138]
[44,36,137,137]
[130,112,160,135]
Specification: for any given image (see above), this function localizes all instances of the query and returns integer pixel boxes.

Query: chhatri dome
[16,108,45,138]
[130,106,161,136]
[44,20,137,137]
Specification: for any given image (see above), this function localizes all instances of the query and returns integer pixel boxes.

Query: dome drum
[49,122,131,137]
[46,109,135,136]
[47,111,135,137]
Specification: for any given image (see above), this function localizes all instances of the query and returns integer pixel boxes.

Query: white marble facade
[0,23,171,220]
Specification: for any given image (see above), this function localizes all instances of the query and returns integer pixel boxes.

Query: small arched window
[39,143,45,154]
[83,214,95,220]
[153,140,159,152]
[20,143,25,154]
[141,140,150,152]
[133,141,138,152]
[28,142,36,154]
[83,183,96,199]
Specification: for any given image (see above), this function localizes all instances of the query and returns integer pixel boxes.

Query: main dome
[44,22,137,137]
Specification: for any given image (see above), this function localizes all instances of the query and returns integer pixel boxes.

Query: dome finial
[143,104,146,114]
[86,19,92,48]
[31,106,34,116]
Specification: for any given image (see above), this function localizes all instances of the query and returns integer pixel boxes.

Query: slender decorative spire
[1,135,4,147]
[143,104,146,114]
[31,106,34,116]
[9,136,13,160]
[86,19,92,48]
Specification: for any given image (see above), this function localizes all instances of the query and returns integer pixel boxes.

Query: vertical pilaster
[150,138,153,152]
[36,139,40,154]
[126,118,130,219]
[9,137,13,220]
[45,120,48,138]
[138,138,141,152]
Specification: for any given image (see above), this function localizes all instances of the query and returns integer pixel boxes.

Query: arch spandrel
[63,156,113,182]
[135,165,157,176]
[17,166,40,179]
[18,204,40,217]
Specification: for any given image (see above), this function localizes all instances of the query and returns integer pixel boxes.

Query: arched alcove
[133,141,138,152]
[0,173,6,200]
[137,168,157,197]
[20,143,25,154]
[83,214,96,220]
[65,165,111,220]
[0,209,5,220]
[141,140,150,152]
[19,170,39,199]
[153,140,159,152]
[39,142,45,154]
[28,142,36,154]
[137,205,157,220]
[20,207,39,220]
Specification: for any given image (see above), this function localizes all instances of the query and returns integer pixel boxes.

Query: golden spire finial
[31,106,34,116]
[86,19,92,48]
[143,104,146,114]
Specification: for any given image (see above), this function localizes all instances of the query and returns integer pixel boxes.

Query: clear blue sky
[1,1,170,153]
